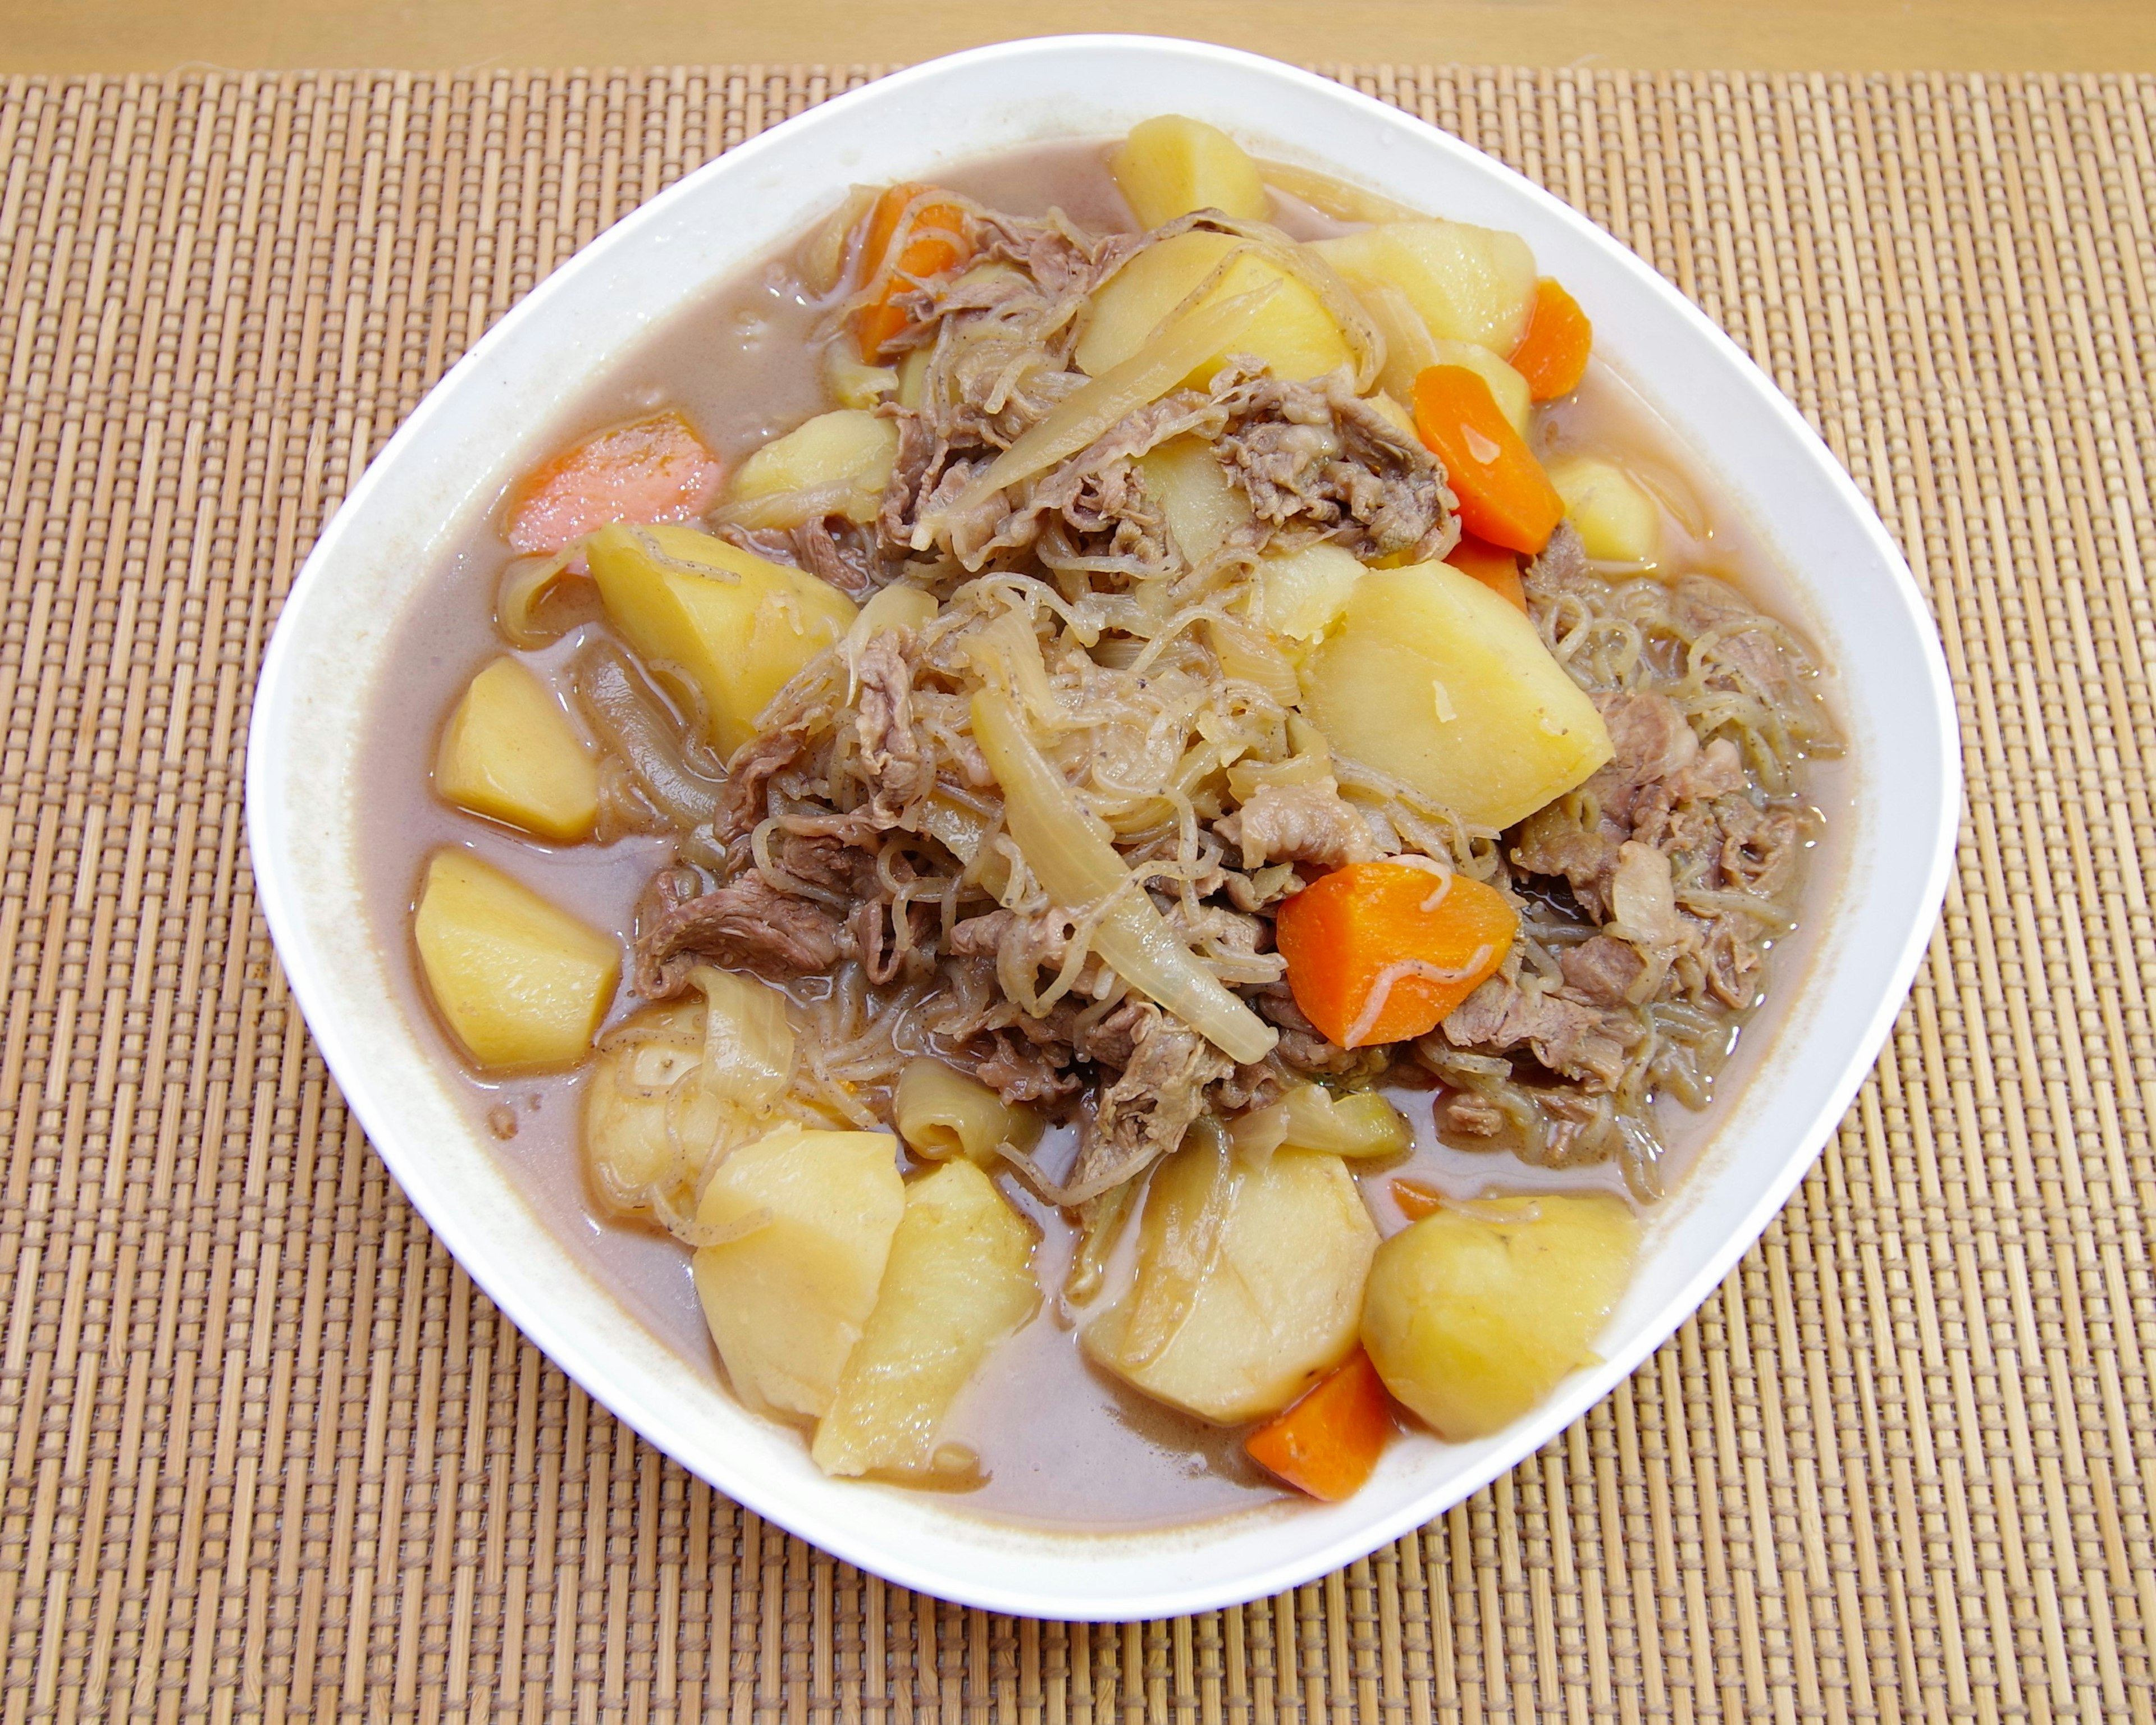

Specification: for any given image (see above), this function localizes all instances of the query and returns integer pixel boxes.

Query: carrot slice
[1392,1178,1445,1222]
[505,412,724,555]
[1245,1349,1394,1502]
[856,185,970,362]
[1412,365,1564,555]
[1508,278,1592,400]
[1273,859,1518,1049]
[1443,532,1528,612]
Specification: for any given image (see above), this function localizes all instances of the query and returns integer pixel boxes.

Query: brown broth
[359,139,1847,1529]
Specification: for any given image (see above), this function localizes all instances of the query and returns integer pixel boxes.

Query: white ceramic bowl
[248,36,1959,1619]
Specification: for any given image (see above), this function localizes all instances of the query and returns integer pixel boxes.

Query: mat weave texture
[1,60,2151,1722]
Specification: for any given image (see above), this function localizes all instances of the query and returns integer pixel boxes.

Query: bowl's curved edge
[247,33,1965,1620]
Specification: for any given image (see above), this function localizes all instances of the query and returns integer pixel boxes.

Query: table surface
[2,0,2153,74]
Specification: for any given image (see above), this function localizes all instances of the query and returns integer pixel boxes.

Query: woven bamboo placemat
[1,60,2149,1721]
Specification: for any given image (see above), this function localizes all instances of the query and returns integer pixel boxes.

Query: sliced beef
[634,875,848,997]
[1067,1006,1232,1197]
[1214,780,1378,871]
[1559,935,1647,1006]
[1438,976,1633,1090]
[853,633,936,826]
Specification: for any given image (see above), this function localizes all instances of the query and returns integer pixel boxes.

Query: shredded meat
[1437,976,1634,1090]
[853,633,936,826]
[1069,1006,1233,1196]
[1213,779,1378,870]
[635,874,848,996]
[1559,935,1647,1006]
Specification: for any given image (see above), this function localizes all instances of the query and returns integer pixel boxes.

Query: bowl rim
[246,33,1962,1619]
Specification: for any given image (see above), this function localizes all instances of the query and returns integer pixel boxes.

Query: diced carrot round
[1443,532,1528,612]
[1274,859,1518,1049]
[1508,277,1593,401]
[1413,365,1565,555]
[856,185,970,362]
[505,412,724,554]
[1244,1349,1394,1502]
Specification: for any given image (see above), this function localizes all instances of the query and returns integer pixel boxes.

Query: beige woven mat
[1,60,2150,1721]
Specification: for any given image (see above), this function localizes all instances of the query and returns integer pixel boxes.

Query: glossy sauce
[360,140,1847,1528]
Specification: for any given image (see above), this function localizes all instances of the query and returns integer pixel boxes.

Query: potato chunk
[1075,230,1352,387]
[435,658,600,842]
[1247,542,1364,644]
[1138,435,1252,565]
[1083,1137,1378,1425]
[1361,1193,1638,1440]
[728,409,900,526]
[1546,455,1661,564]
[582,997,712,1212]
[413,850,619,1070]
[691,1124,905,1420]
[1109,115,1270,229]
[1313,221,1536,354]
[1299,562,1611,831]
[586,523,856,759]
[811,1159,1039,1479]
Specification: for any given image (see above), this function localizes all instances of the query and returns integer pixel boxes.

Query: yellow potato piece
[582,998,712,1213]
[692,1123,905,1421]
[1546,455,1662,564]
[413,849,619,1070]
[811,1158,1039,1479]
[1083,1139,1378,1425]
[1313,220,1537,355]
[435,657,600,842]
[1299,562,1612,831]
[1075,230,1352,388]
[1429,338,1531,435]
[1247,541,1365,644]
[729,409,900,525]
[586,522,856,760]
[1361,1193,1639,1440]
[1137,434,1253,565]
[1109,115,1270,229]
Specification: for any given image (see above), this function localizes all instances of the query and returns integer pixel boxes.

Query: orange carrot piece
[856,185,970,362]
[1273,859,1519,1049]
[1507,277,1592,401]
[1443,532,1528,612]
[1412,365,1565,555]
[1392,1178,1445,1222]
[1245,1349,1394,1502]
[505,412,724,554]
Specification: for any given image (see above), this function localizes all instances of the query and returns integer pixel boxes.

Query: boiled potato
[1075,231,1353,387]
[1109,115,1270,229]
[586,523,856,759]
[1353,277,1532,434]
[1546,455,1661,564]
[1313,221,1536,355]
[1299,562,1612,831]
[812,1158,1039,1479]
[435,657,600,842]
[413,850,619,1069]
[1361,1193,1638,1440]
[824,345,897,409]
[1429,338,1531,436]
[729,409,899,525]
[582,997,715,1213]
[1138,435,1252,564]
[691,1123,905,1420]
[1247,542,1364,644]
[1083,1137,1378,1424]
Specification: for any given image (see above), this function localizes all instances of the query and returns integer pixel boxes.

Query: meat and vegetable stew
[394,117,1835,1507]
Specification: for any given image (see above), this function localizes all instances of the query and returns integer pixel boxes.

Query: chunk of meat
[1214,780,1378,871]
[1439,975,1633,1089]
[1066,1006,1232,1198]
[1559,935,1647,1006]
[1441,1091,1508,1136]
[634,875,847,996]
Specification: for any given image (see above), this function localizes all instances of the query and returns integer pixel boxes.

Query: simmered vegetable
[692,1124,906,1419]
[1410,365,1564,555]
[1083,1134,1378,1424]
[1138,434,1253,564]
[1507,277,1593,400]
[724,408,899,528]
[1275,861,1518,1048]
[1227,1082,1412,1161]
[894,1058,1038,1168]
[505,411,724,554]
[856,186,970,362]
[1075,230,1352,387]
[584,522,856,758]
[1109,115,1270,228]
[1313,219,1537,354]
[1361,1194,1638,1439]
[1545,454,1661,564]
[1299,562,1613,831]
[812,1158,1039,1479]
[1244,1348,1392,1500]
[1246,542,1365,645]
[1442,534,1528,612]
[413,850,619,1069]
[435,658,599,842]
[582,996,712,1211]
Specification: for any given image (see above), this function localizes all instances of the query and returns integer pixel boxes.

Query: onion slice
[949,282,1281,520]
[971,690,1277,1065]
